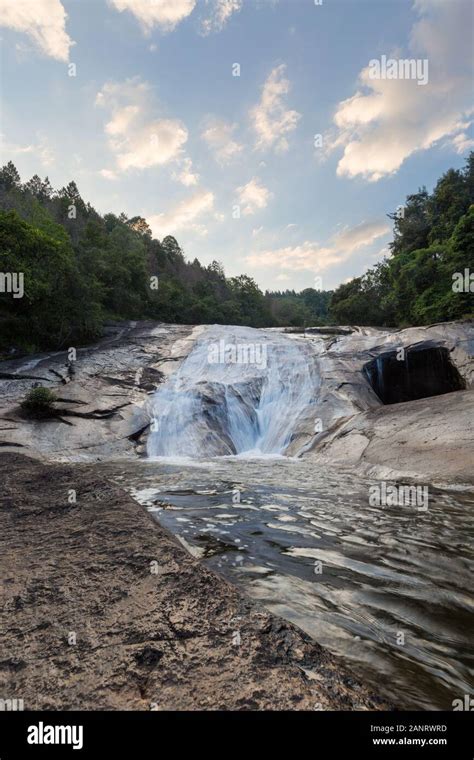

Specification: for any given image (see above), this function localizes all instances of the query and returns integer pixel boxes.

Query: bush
[21,386,57,417]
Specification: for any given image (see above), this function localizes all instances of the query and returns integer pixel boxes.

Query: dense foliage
[0,162,330,354]
[330,154,474,326]
[1,154,472,355]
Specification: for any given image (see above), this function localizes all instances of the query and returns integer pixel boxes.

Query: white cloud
[451,131,474,155]
[149,190,215,237]
[108,0,196,33]
[326,0,473,181]
[200,0,242,35]
[0,134,54,167]
[37,141,54,167]
[0,0,74,61]
[99,169,118,181]
[250,64,301,152]
[201,118,243,165]
[246,220,390,272]
[172,157,199,186]
[117,120,188,171]
[105,105,141,137]
[96,78,189,173]
[237,177,273,215]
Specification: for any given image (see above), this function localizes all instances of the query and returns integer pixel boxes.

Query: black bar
[0,711,471,758]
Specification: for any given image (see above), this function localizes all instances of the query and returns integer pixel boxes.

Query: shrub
[21,386,57,417]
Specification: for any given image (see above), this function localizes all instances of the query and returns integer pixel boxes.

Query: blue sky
[0,0,472,291]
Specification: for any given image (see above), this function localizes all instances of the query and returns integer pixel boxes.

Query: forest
[330,154,474,327]
[0,154,472,355]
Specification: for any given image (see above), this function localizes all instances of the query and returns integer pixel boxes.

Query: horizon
[0,0,472,292]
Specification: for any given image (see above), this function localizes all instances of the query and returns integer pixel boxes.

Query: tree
[25,175,53,201]
[24,175,43,197]
[330,153,474,327]
[428,167,471,245]
[388,188,430,256]
[127,216,152,237]
[161,235,185,262]
[58,180,83,203]
[0,161,341,351]
[0,210,101,352]
[0,161,21,191]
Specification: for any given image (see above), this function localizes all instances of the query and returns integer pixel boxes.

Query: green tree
[0,161,21,191]
[0,210,101,351]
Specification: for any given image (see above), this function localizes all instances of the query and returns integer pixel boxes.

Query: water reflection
[106,456,474,710]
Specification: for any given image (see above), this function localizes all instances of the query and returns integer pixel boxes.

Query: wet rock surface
[1,319,472,480]
[302,321,474,482]
[0,453,389,710]
[117,456,474,710]
[0,321,199,461]
[1,319,472,710]
[309,389,474,483]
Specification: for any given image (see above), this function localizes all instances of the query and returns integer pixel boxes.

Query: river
[100,326,474,710]
[104,455,473,711]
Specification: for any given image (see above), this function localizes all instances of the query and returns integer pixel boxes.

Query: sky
[0,0,472,292]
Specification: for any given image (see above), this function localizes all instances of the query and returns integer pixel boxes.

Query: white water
[146,325,320,458]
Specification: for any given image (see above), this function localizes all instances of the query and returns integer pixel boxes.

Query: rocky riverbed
[0,319,472,481]
[0,319,472,710]
[0,453,388,710]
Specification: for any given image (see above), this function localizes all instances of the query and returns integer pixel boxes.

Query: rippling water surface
[106,456,474,710]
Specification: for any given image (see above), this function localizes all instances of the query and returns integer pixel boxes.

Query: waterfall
[146,325,319,458]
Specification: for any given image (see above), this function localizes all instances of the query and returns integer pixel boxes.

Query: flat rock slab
[0,453,389,711]
[0,322,199,461]
[309,389,474,484]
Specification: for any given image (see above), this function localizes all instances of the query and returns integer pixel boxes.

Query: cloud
[172,157,199,186]
[116,120,188,171]
[250,64,301,152]
[201,118,243,165]
[149,190,215,237]
[0,134,54,167]
[325,0,473,181]
[246,220,390,272]
[237,177,273,215]
[96,78,189,173]
[0,0,74,61]
[200,0,242,35]
[451,131,474,155]
[108,0,196,33]
[99,169,118,181]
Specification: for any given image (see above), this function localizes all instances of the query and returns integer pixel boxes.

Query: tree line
[0,154,472,356]
[330,153,474,326]
[0,161,331,354]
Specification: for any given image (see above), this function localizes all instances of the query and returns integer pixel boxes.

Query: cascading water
[146,325,320,458]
